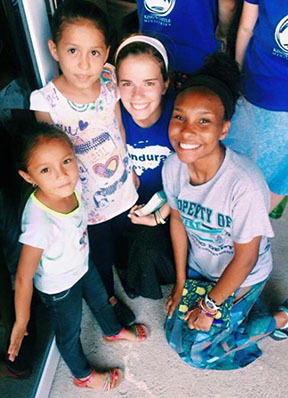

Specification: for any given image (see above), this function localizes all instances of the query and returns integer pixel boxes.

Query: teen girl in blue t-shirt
[115,35,176,299]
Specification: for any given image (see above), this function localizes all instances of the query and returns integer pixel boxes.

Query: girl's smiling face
[118,54,169,127]
[169,87,230,168]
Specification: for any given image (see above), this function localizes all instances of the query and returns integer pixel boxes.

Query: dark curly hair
[178,53,241,120]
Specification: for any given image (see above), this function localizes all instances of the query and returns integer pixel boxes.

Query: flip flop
[73,368,122,391]
[271,300,288,341]
[103,324,148,343]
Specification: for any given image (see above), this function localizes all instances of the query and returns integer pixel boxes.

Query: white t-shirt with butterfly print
[30,64,138,224]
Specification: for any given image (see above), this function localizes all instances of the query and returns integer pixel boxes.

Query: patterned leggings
[165,280,275,370]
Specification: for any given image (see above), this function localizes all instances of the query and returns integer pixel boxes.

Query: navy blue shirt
[242,0,288,111]
[136,0,218,73]
[121,92,174,203]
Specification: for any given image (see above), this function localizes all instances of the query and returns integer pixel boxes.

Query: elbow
[227,0,236,14]
[220,0,236,16]
[238,25,254,39]
[14,274,33,290]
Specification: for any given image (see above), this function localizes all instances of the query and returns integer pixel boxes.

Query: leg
[112,210,130,270]
[82,264,122,336]
[192,282,274,369]
[225,100,288,201]
[83,264,148,342]
[88,217,135,326]
[125,223,175,299]
[38,281,91,379]
[271,299,288,340]
[166,280,274,370]
[40,275,123,390]
[88,222,115,298]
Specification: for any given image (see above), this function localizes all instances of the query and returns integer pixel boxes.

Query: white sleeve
[30,89,52,112]
[19,200,49,250]
[103,63,120,101]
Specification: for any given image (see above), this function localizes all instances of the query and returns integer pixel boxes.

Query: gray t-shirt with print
[162,147,274,287]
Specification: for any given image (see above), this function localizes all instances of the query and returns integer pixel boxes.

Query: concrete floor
[49,208,288,398]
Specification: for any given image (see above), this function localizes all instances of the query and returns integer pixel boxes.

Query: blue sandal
[271,299,288,341]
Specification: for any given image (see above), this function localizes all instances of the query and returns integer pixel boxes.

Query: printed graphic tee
[19,188,89,294]
[136,0,218,73]
[242,0,288,110]
[120,92,174,202]
[162,147,274,287]
[30,64,138,224]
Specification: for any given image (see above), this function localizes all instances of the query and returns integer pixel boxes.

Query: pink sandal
[73,368,122,391]
[103,324,148,343]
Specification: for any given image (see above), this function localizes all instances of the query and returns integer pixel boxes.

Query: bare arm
[128,202,171,226]
[34,111,53,123]
[235,1,259,69]
[115,101,140,188]
[208,236,261,304]
[8,244,42,361]
[217,0,237,49]
[166,208,188,318]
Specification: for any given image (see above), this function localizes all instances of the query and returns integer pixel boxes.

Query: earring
[32,183,37,188]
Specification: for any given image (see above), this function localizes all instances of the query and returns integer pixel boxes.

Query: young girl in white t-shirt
[8,121,148,390]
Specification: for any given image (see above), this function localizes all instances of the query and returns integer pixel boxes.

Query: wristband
[153,212,159,225]
[204,294,220,312]
[154,209,166,225]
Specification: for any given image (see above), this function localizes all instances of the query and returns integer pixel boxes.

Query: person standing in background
[223,0,288,213]
[136,0,236,75]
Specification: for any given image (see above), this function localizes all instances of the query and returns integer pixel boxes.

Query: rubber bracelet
[197,302,215,318]
[154,212,159,225]
[155,209,166,225]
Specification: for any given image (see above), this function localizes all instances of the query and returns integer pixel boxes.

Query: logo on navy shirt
[144,0,176,17]
[275,15,288,53]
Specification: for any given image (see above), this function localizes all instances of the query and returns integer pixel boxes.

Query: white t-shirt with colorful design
[30,64,138,224]
[19,189,89,294]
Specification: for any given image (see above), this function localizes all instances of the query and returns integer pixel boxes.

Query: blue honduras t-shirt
[242,0,288,111]
[121,92,174,203]
[136,0,218,74]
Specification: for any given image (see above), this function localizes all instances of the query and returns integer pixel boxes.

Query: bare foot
[109,296,118,306]
[274,310,288,329]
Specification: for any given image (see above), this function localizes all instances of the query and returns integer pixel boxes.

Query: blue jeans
[88,210,130,297]
[37,264,122,378]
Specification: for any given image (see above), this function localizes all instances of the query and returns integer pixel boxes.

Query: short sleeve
[232,189,274,243]
[30,89,52,112]
[162,154,179,210]
[102,63,120,101]
[19,199,49,250]
[244,0,259,5]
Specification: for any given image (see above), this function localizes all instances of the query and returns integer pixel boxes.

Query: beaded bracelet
[197,299,217,318]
